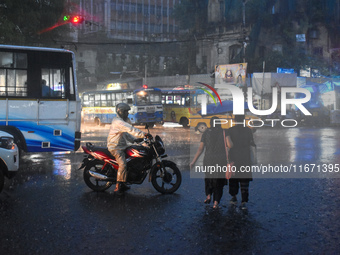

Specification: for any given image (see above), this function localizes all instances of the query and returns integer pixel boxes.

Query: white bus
[0,45,81,152]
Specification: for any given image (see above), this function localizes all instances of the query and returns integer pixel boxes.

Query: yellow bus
[161,89,207,128]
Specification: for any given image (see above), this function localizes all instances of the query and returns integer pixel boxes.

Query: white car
[0,131,19,193]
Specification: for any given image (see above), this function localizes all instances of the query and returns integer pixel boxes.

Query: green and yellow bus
[161,88,206,128]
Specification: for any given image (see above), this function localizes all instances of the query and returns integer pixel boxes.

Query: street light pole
[242,0,249,99]
[243,0,246,28]
[242,0,248,63]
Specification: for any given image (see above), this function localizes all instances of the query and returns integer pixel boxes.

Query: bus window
[41,68,65,98]
[100,94,107,106]
[111,93,116,106]
[5,69,27,97]
[116,92,122,103]
[94,94,100,106]
[150,92,161,104]
[106,93,112,106]
[197,94,203,105]
[181,97,185,106]
[0,70,4,95]
[185,96,191,106]
[0,52,28,97]
[69,67,75,95]
[89,94,95,107]
[83,94,89,106]
[0,52,27,68]
[174,95,181,105]
[166,95,173,104]
[41,79,53,97]
[121,93,128,103]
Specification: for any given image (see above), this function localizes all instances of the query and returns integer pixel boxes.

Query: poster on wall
[215,63,247,88]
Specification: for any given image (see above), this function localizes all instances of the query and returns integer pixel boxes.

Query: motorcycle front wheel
[83,160,113,192]
[151,160,182,194]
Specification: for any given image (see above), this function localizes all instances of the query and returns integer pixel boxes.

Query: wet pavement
[1,125,340,254]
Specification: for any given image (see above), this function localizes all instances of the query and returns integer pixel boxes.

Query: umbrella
[198,100,249,115]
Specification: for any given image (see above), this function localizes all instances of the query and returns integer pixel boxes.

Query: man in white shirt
[107,103,146,194]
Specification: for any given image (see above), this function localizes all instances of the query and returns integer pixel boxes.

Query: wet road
[1,124,340,254]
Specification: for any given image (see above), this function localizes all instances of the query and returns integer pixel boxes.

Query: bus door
[37,67,76,126]
[33,67,80,150]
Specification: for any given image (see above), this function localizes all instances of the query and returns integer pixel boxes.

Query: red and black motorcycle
[79,127,181,194]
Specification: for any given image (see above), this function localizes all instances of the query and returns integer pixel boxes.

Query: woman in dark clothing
[226,114,255,210]
[190,117,227,209]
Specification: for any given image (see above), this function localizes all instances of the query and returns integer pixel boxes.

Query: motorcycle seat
[86,143,114,157]
[93,147,111,154]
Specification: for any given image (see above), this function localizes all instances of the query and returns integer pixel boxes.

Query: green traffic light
[63,15,70,21]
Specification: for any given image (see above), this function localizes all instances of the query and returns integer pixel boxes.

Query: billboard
[215,63,247,88]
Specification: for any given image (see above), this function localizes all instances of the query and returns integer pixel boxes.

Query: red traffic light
[143,84,148,89]
[71,15,84,24]
[63,15,84,25]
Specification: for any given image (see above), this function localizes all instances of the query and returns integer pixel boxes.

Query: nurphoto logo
[198,83,312,128]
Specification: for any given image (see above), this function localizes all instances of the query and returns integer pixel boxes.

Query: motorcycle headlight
[0,137,15,150]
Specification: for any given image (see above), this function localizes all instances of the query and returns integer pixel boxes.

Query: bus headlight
[0,137,15,150]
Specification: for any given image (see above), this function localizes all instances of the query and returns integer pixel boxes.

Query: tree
[172,0,209,75]
[0,0,69,46]
[173,0,208,36]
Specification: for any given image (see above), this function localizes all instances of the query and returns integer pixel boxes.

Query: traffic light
[71,15,84,24]
[63,15,84,25]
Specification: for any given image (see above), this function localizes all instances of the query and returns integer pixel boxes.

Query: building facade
[70,0,180,91]
[68,0,340,92]
[199,0,340,76]
[78,0,179,41]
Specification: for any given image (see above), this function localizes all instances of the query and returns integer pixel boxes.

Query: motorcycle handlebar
[144,133,153,140]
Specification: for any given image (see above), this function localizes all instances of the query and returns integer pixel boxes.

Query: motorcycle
[79,125,182,194]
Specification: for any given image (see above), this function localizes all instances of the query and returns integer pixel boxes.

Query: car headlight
[0,137,15,150]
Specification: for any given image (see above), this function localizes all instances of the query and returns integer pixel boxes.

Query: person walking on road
[225,114,255,210]
[190,117,227,209]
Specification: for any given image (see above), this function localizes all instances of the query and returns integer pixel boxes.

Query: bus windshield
[135,90,162,105]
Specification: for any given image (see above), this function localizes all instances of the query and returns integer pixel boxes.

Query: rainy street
[1,124,340,255]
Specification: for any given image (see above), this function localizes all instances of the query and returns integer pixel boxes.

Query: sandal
[213,201,219,209]
[204,195,211,204]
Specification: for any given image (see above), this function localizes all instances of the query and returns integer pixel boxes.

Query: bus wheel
[95,118,100,126]
[197,123,207,133]
[148,122,155,128]
[180,117,189,128]
[95,118,104,126]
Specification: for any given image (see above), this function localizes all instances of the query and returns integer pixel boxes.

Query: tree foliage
[0,0,68,45]
[173,0,208,36]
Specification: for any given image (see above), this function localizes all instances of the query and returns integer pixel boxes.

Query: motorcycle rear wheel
[151,160,181,194]
[83,160,113,192]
